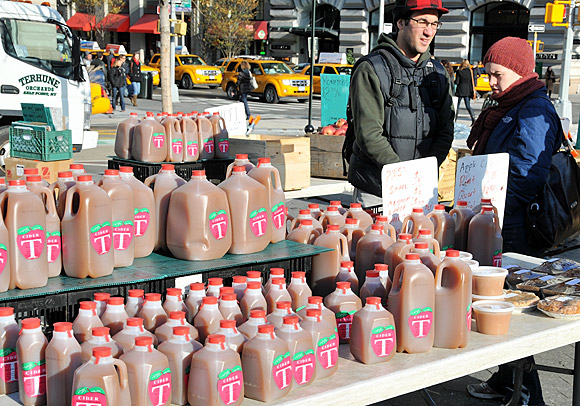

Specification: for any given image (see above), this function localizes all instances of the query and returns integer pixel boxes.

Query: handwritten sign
[453,153,509,226]
[320,74,350,126]
[205,102,246,137]
[381,157,439,233]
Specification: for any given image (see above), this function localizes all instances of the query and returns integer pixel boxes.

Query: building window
[369,5,395,51]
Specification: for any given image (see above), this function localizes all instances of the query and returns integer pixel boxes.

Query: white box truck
[0,0,97,166]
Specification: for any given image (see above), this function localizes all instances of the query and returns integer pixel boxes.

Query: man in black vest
[347,0,454,206]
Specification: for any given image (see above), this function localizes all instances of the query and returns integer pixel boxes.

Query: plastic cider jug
[16,318,47,406]
[188,334,243,406]
[46,322,81,406]
[197,114,215,160]
[49,171,76,220]
[299,309,338,379]
[22,169,48,186]
[156,311,198,344]
[355,224,394,285]
[164,114,185,162]
[181,113,201,162]
[210,112,229,159]
[344,203,373,230]
[308,203,322,220]
[276,315,316,387]
[297,296,336,329]
[80,327,122,363]
[246,270,266,295]
[242,324,292,402]
[98,170,135,267]
[265,278,292,314]
[384,233,413,282]
[112,318,158,353]
[342,217,365,260]
[288,271,312,311]
[239,282,267,321]
[402,207,435,238]
[62,175,114,279]
[69,164,87,180]
[126,289,144,318]
[0,180,48,289]
[449,200,475,252]
[427,204,455,251]
[120,336,172,406]
[232,276,247,302]
[163,288,187,315]
[365,215,397,239]
[72,301,104,343]
[100,297,129,336]
[226,154,255,178]
[387,253,435,353]
[185,283,206,322]
[411,242,441,275]
[468,206,503,267]
[218,166,272,254]
[158,326,201,405]
[318,206,345,231]
[93,292,110,318]
[266,301,294,329]
[473,198,499,216]
[238,309,268,340]
[132,112,168,162]
[329,200,347,215]
[350,297,396,364]
[206,278,223,298]
[414,228,441,257]
[247,157,286,243]
[71,347,131,405]
[264,267,285,294]
[289,209,323,235]
[0,178,5,193]
[0,307,19,394]
[0,203,10,292]
[219,294,244,327]
[434,250,472,349]
[115,112,140,159]
[214,319,247,353]
[286,218,321,245]
[138,293,168,333]
[166,170,232,260]
[359,270,387,306]
[324,281,362,343]
[119,166,157,258]
[194,296,223,344]
[335,260,359,294]
[144,164,186,252]
[311,224,350,297]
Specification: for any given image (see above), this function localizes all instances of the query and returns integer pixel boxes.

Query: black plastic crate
[2,293,67,335]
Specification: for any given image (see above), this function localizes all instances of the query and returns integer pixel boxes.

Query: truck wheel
[181,74,193,90]
[264,85,279,104]
[226,83,239,100]
[0,126,10,170]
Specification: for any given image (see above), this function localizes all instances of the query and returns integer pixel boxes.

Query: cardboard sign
[453,153,509,226]
[205,102,246,137]
[381,157,439,233]
[320,74,350,127]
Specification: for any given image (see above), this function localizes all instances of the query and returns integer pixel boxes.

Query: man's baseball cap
[393,0,449,23]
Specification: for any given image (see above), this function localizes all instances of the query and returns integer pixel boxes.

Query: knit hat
[483,37,535,76]
[393,0,449,23]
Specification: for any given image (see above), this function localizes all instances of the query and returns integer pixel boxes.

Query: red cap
[233,166,246,173]
[146,112,154,117]
[135,336,154,347]
[221,293,237,301]
[220,287,234,295]
[371,224,383,232]
[330,200,342,206]
[144,293,161,302]
[189,283,205,291]
[119,167,133,173]
[173,326,190,336]
[23,168,38,175]
[341,261,354,268]
[246,281,262,290]
[166,288,182,297]
[350,203,361,209]
[456,201,468,207]
[308,296,322,304]
[272,278,285,286]
[250,309,266,318]
[374,264,388,271]
[235,154,248,159]
[128,289,144,298]
[414,242,429,250]
[108,297,124,306]
[446,249,460,258]
[92,347,112,358]
[412,208,423,213]
[434,204,445,210]
[418,229,432,236]
[299,209,310,215]
[80,301,97,310]
[233,275,247,283]
[208,334,225,344]
[270,268,284,276]
[258,157,271,164]
[482,206,494,213]
[292,271,306,278]
[327,207,339,212]
[0,179,5,184]
[481,198,492,204]
[26,175,41,182]
[366,270,379,278]
[208,277,223,286]
[8,180,25,186]
[300,219,313,226]
[246,271,261,279]
[92,327,110,336]
[306,309,322,318]
[308,204,319,209]
[220,319,236,329]
[169,311,186,320]
[327,224,340,231]
[77,175,92,182]
[0,307,14,317]
[276,301,291,310]
[104,169,119,176]
[258,324,274,334]
[53,322,72,332]
[345,218,358,225]
[202,296,218,305]
[161,164,175,171]
[336,281,351,290]
[192,170,205,177]
[376,216,388,222]
[70,164,84,170]
[399,233,412,241]
[283,315,299,325]
[94,292,110,301]
[212,112,219,115]
[21,318,40,329]
[366,297,381,305]
[126,318,143,327]
[130,112,138,116]
[405,253,420,261]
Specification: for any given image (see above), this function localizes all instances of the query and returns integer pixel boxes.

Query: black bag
[526,149,580,251]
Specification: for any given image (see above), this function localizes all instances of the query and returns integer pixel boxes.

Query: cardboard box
[438,148,472,202]
[309,134,347,179]
[228,135,310,191]
[5,157,74,184]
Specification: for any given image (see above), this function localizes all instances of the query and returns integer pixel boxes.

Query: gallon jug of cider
[265,278,292,313]
[411,242,441,276]
[242,324,292,402]
[138,293,168,333]
[98,170,135,267]
[62,175,114,279]
[350,297,396,364]
[473,198,499,216]
[120,336,172,406]
[387,253,434,354]
[297,296,336,329]
[266,301,294,329]
[156,311,198,344]
[72,301,104,343]
[218,166,272,254]
[163,288,187,315]
[194,296,223,344]
[80,327,122,363]
[434,250,471,349]
[0,307,20,394]
[0,179,5,193]
[449,200,475,252]
[318,206,345,231]
[166,170,232,260]
[206,278,223,298]
[188,334,244,406]
[181,113,200,162]
[112,318,158,353]
[288,271,312,311]
[311,224,350,297]
[16,318,47,406]
[164,114,185,163]
[468,206,503,267]
[126,289,144,318]
[239,282,267,321]
[308,203,323,220]
[0,180,48,290]
[238,309,268,340]
[344,203,373,230]
[414,228,441,257]
[335,261,359,294]
[276,315,316,387]
[401,207,435,238]
[115,112,140,159]
[359,270,387,306]
[210,112,229,159]
[365,215,397,239]
[144,164,186,252]
[93,292,110,318]
[226,154,255,178]
[119,166,157,258]
[374,263,390,291]
[324,282,362,344]
[232,276,247,302]
[246,270,266,295]
[264,267,285,294]
[185,283,206,322]
[215,319,247,353]
[132,112,167,162]
[46,322,81,406]
[197,114,215,160]
[72,347,131,405]
[355,224,394,285]
[0,206,10,292]
[329,200,347,215]
[288,211,323,236]
[22,169,48,186]
[342,218,365,261]
[49,171,76,220]
[299,309,338,379]
[219,294,244,327]
[384,233,413,281]
[69,164,87,180]
[248,158,286,243]
[158,326,201,406]
[427,204,455,251]
[100,297,129,336]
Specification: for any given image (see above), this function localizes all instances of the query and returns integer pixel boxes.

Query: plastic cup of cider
[472,300,515,335]
[472,266,508,296]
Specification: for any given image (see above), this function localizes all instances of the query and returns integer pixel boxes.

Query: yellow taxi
[148,53,222,89]
[450,63,491,95]
[221,58,310,103]
[298,63,353,94]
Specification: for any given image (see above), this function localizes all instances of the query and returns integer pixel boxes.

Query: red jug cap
[128,289,144,297]
[345,218,358,225]
[0,307,14,317]
[202,296,218,305]
[250,309,266,318]
[434,204,445,210]
[77,175,92,182]
[327,206,339,212]
[292,271,305,278]
[21,318,40,329]
[8,180,25,186]
[456,201,468,207]
[146,112,154,117]
[307,296,322,304]
[301,219,313,226]
[144,293,161,301]
[130,112,138,116]
[189,283,205,291]
[418,229,432,236]
[446,249,460,258]
[208,334,225,344]
[306,308,321,317]
[27,175,41,182]
[482,205,494,213]
[341,261,354,268]
[94,292,111,301]
[93,347,112,358]
[283,315,299,325]
[232,166,246,173]
[376,215,388,221]
[235,154,248,159]
[161,164,175,171]
[173,326,190,336]
[80,301,96,310]
[246,271,261,278]
[208,277,223,286]
[481,198,492,204]
[374,264,388,271]
[371,224,383,231]
[53,322,72,332]
[258,157,271,164]
[336,281,351,289]
[70,164,84,169]
[414,242,429,249]
[258,324,274,334]
[220,287,234,295]
[220,319,236,328]
[366,270,380,278]
[405,253,420,261]
[126,318,143,327]
[246,281,262,290]
[308,204,319,209]
[92,327,109,336]
[192,170,205,176]
[270,268,284,275]
[169,311,186,320]
[330,200,342,206]
[108,297,124,305]
[299,209,310,215]
[272,278,285,286]
[366,297,381,305]
[327,224,340,231]
[221,293,237,301]
[399,233,412,241]
[166,288,182,296]
[276,301,291,310]
[135,336,153,347]
[212,112,219,115]
[104,169,118,176]
[119,166,133,173]
[232,276,247,283]
[0,179,5,184]
[412,208,423,213]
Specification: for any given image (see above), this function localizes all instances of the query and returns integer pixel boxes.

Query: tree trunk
[159,0,172,113]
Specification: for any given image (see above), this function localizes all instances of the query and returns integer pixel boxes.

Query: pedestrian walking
[109,55,127,112]
[237,60,252,120]
[128,52,143,106]
[454,59,476,124]
[544,66,556,98]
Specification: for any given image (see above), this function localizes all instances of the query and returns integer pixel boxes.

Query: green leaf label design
[75,387,89,396]
[17,226,31,236]
[89,387,105,395]
[258,208,266,213]
[317,337,329,347]
[249,210,258,219]
[113,221,123,228]
[153,132,164,137]
[467,303,472,312]
[293,352,304,361]
[162,367,171,375]
[329,333,336,340]
[150,370,162,381]
[31,225,43,231]
[232,366,242,372]
[273,355,284,366]
[134,208,139,215]
[90,224,102,233]
[422,307,433,313]
[102,222,111,228]
[335,311,349,319]
[209,211,218,220]
[295,305,305,312]
[123,220,134,226]
[410,308,422,316]
[217,210,226,216]
[172,139,183,143]
[22,362,36,371]
[0,244,7,251]
[0,347,14,357]
[218,369,231,380]
[187,141,198,145]
[305,349,315,355]
[372,326,385,334]
[51,231,61,237]
[140,208,150,213]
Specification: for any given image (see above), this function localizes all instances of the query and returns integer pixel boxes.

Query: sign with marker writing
[453,153,509,226]
[381,157,439,233]
[320,74,350,126]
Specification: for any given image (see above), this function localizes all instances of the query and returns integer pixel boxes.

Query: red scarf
[467,73,545,155]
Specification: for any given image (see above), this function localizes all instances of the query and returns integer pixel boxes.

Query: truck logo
[18,74,60,96]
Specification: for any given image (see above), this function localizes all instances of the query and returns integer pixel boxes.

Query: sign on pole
[205,103,247,137]
[528,24,546,32]
[320,74,350,126]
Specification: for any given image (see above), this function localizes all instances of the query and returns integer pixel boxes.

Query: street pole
[170,0,179,103]
[533,31,537,61]
[379,0,384,36]
[556,0,574,119]
[159,0,172,113]
[304,0,315,134]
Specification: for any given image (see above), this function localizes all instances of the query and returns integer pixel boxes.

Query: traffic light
[526,40,545,52]
[545,3,565,24]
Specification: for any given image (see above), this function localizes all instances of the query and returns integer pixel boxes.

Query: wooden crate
[5,157,74,184]
[309,134,347,179]
[228,135,310,191]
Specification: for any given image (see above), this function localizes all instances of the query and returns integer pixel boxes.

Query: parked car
[149,53,222,89]
[450,63,491,95]
[298,63,353,94]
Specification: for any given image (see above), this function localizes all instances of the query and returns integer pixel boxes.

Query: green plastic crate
[20,103,55,130]
[9,124,72,161]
